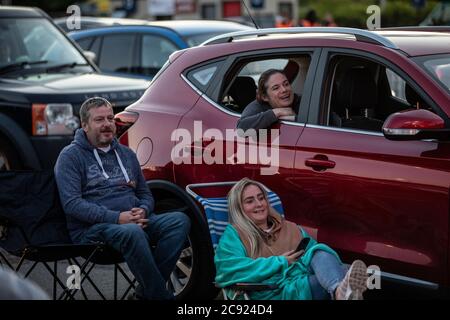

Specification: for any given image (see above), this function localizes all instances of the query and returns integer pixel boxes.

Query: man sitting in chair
[55,97,190,300]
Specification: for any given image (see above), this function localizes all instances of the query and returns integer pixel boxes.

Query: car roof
[55,16,252,35]
[201,27,450,57]
[0,6,44,18]
[147,20,253,36]
[375,31,450,56]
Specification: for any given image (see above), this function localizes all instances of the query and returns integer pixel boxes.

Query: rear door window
[98,34,136,73]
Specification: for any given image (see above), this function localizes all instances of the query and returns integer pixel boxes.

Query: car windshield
[0,17,89,75]
[414,54,450,93]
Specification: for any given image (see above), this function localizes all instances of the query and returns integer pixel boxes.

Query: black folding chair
[0,170,135,300]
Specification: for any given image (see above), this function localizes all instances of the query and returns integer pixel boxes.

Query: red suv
[116,27,450,299]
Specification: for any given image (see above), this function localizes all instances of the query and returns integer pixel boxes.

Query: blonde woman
[215,178,368,300]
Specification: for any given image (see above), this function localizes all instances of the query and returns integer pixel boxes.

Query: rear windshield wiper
[46,62,90,72]
[0,60,48,75]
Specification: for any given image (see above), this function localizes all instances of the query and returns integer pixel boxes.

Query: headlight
[32,103,80,136]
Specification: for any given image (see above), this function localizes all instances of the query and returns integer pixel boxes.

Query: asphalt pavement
[1,249,135,300]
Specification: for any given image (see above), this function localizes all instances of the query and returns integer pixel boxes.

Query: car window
[77,37,94,51]
[323,55,435,132]
[386,68,407,102]
[141,34,178,77]
[186,61,223,93]
[98,34,135,73]
[0,18,87,69]
[220,56,311,115]
[415,54,450,93]
[89,37,101,59]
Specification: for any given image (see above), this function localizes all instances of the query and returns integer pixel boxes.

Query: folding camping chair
[185,181,283,300]
[0,170,135,300]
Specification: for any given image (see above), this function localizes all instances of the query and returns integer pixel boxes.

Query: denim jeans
[78,211,190,300]
[307,250,347,300]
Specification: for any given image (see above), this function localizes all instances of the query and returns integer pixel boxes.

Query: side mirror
[83,50,96,64]
[382,109,450,141]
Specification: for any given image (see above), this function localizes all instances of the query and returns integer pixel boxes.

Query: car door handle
[305,156,335,170]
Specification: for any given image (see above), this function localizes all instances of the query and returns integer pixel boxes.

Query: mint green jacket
[214,225,341,300]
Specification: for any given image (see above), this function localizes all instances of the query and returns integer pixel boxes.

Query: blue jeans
[307,250,347,300]
[78,211,190,300]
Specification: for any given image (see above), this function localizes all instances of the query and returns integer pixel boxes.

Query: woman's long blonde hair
[227,178,279,258]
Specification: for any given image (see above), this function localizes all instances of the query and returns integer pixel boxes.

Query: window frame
[309,48,446,131]
[200,48,322,124]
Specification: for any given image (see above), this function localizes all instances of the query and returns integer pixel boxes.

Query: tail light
[32,103,80,136]
[115,110,139,146]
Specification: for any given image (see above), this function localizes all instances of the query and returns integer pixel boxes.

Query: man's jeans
[307,250,347,300]
[78,211,191,300]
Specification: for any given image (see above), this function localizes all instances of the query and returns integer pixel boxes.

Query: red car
[116,27,450,299]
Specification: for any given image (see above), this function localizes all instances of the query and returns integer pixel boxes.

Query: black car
[0,6,149,171]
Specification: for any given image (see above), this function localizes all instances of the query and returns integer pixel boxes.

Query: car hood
[0,72,149,108]
[0,72,149,94]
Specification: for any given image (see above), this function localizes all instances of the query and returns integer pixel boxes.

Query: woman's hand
[282,249,304,265]
[272,107,295,119]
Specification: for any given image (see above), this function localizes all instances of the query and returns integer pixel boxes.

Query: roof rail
[201,27,398,49]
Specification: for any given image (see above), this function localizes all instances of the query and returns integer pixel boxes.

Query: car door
[174,49,321,217]
[293,48,450,287]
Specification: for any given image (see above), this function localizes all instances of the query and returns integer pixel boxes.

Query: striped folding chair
[185,181,283,299]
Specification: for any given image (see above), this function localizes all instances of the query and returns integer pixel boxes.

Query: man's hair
[79,97,113,124]
[256,69,286,104]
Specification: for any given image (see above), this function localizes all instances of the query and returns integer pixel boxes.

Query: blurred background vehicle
[56,18,253,79]
[420,0,450,25]
[0,6,148,171]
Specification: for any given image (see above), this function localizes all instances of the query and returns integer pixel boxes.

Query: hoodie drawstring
[93,149,130,183]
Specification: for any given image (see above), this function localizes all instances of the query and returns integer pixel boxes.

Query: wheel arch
[0,113,41,170]
[146,179,218,299]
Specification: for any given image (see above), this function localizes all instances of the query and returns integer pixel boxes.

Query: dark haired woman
[237,69,300,131]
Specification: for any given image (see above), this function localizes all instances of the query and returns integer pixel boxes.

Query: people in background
[299,9,321,27]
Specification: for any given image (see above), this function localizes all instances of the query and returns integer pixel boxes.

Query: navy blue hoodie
[54,129,154,242]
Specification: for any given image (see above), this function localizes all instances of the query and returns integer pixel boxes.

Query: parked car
[0,6,149,171]
[58,18,253,79]
[420,1,450,26]
[116,27,450,298]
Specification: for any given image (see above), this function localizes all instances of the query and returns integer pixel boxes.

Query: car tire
[0,137,22,171]
[152,195,219,300]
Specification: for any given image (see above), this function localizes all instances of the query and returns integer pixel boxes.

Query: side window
[386,68,407,102]
[221,55,311,115]
[324,55,433,132]
[98,34,135,73]
[76,37,94,51]
[186,61,223,93]
[89,37,101,62]
[141,34,178,77]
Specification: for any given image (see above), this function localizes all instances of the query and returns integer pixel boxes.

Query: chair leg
[53,261,57,300]
[115,264,136,300]
[68,258,88,300]
[114,264,118,300]
[39,262,76,300]
[0,250,14,269]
